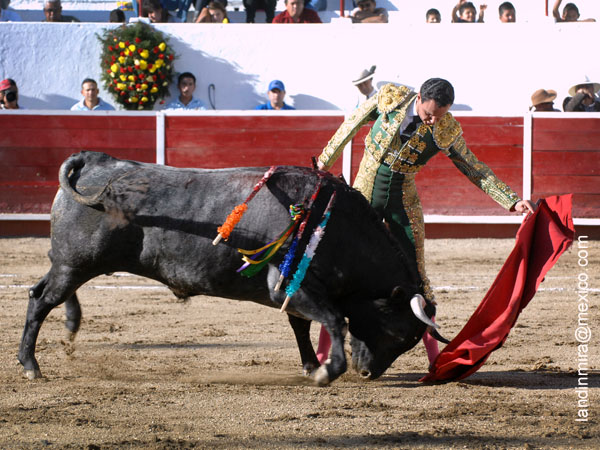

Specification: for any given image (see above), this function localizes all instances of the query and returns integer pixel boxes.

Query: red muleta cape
[421,195,575,382]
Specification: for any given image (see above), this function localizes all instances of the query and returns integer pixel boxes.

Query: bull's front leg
[287,314,320,376]
[313,318,348,386]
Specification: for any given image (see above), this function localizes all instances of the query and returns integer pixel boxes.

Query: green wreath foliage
[98,22,176,110]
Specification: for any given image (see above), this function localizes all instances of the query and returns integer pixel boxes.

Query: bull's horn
[410,294,440,329]
[427,326,450,344]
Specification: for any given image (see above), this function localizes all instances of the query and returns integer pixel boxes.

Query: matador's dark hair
[419,78,454,107]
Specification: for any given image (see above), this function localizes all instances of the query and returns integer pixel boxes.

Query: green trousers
[370,164,433,300]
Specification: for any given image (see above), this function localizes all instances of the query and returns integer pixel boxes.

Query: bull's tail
[59,153,148,218]
[59,153,108,207]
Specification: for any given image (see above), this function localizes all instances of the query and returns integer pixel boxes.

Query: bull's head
[347,287,442,380]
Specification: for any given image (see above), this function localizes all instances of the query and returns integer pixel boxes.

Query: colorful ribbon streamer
[213,166,276,245]
[237,204,304,278]
[275,179,323,291]
[280,191,336,312]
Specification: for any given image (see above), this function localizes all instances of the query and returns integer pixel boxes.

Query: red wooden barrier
[0,114,155,214]
[0,113,598,238]
[164,115,344,172]
[532,117,600,218]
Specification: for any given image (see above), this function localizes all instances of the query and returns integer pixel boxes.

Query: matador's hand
[514,200,537,215]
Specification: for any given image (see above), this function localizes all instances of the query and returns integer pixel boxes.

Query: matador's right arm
[318,95,379,170]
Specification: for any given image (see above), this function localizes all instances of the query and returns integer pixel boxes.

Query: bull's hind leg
[64,293,82,338]
[18,266,85,380]
[287,314,320,376]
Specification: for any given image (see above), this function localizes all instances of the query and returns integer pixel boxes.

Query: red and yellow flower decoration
[98,22,176,110]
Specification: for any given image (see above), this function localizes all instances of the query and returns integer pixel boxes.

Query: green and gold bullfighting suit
[318,83,521,300]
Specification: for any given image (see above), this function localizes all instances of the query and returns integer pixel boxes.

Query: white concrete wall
[0,20,598,114]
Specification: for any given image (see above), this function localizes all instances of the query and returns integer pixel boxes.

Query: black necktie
[400,115,422,143]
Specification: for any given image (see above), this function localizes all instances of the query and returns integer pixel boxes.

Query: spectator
[43,0,80,22]
[0,78,20,109]
[350,0,388,24]
[165,72,208,110]
[160,0,194,21]
[243,0,276,23]
[452,1,486,23]
[1,0,21,21]
[195,0,226,20]
[353,66,377,104]
[498,1,515,22]
[530,89,558,112]
[70,79,115,111]
[426,8,441,23]
[563,79,600,112]
[255,80,295,110]
[552,0,595,22]
[195,1,229,23]
[109,8,126,23]
[273,0,322,23]
[142,0,182,23]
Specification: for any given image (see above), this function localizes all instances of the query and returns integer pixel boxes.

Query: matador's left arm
[446,136,521,210]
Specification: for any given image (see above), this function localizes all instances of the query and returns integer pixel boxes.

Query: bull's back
[49,152,324,300]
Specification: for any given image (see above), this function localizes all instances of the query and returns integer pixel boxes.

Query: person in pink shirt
[273,0,322,23]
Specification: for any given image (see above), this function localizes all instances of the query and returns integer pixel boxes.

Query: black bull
[18,151,442,385]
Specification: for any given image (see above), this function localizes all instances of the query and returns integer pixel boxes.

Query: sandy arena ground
[0,237,598,449]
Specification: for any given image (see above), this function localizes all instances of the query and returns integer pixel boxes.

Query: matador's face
[416,94,451,126]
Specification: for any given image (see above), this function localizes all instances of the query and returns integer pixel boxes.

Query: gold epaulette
[377,84,412,115]
[433,112,463,150]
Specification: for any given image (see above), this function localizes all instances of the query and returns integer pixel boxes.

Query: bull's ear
[390,286,405,299]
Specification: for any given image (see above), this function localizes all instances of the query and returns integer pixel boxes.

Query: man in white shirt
[70,79,115,111]
[165,72,207,110]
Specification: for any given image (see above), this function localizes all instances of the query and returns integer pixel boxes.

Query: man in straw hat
[315,78,536,365]
[563,78,600,112]
[530,89,559,112]
[353,65,377,103]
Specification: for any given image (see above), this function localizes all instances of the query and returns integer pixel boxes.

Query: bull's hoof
[359,369,372,379]
[65,320,80,335]
[302,362,319,377]
[24,369,43,380]
[61,337,76,356]
[313,365,330,386]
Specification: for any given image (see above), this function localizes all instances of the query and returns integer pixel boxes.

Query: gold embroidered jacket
[319,83,521,209]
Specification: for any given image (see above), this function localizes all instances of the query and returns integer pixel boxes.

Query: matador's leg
[373,168,434,301]
[399,176,434,301]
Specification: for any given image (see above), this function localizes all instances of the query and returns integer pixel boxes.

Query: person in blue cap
[255,80,296,110]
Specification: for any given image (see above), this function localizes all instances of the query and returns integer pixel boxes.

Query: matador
[318,79,535,299]
[316,78,536,364]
